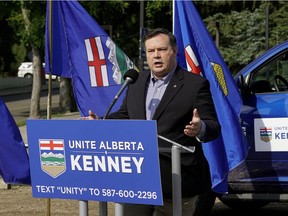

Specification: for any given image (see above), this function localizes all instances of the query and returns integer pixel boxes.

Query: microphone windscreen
[123,69,139,84]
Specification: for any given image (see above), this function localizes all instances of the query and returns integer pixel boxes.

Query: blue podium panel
[27,119,163,205]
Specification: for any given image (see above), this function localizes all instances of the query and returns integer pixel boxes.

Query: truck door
[241,51,288,185]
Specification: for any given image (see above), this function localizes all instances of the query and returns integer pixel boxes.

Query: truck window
[250,52,288,93]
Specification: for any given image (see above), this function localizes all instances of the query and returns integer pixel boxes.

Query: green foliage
[0,1,22,75]
[204,1,288,74]
[145,1,172,30]
[1,0,288,76]
[20,1,46,51]
[146,0,171,18]
[205,4,261,73]
[81,1,139,59]
[269,2,288,46]
[11,43,26,73]
[0,0,45,75]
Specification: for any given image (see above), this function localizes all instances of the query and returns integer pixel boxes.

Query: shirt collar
[150,65,176,84]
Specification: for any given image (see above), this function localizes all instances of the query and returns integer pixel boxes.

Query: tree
[81,1,140,60]
[20,1,46,118]
[269,1,288,46]
[205,8,266,74]
[203,1,288,74]
[0,2,17,75]
[2,0,288,115]
[59,78,77,113]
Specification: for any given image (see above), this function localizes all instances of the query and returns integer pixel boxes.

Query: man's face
[145,33,177,78]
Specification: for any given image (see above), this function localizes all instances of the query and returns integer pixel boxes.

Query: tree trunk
[59,77,77,113]
[29,47,42,119]
[21,3,42,119]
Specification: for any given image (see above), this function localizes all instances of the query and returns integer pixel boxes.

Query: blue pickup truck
[200,41,288,214]
[215,40,288,209]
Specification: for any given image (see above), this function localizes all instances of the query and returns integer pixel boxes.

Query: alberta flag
[45,0,136,117]
[174,0,248,193]
[0,97,31,185]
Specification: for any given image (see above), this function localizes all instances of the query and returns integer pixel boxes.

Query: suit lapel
[134,71,150,119]
[152,68,184,120]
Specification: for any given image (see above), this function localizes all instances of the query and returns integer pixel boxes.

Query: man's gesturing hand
[79,110,99,120]
[184,108,201,137]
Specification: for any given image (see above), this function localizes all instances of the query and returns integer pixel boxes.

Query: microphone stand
[103,69,138,119]
[103,79,131,119]
[103,98,117,120]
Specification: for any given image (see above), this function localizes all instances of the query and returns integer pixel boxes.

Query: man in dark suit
[85,28,220,216]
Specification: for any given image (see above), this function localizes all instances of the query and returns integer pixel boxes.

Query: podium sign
[27,119,163,205]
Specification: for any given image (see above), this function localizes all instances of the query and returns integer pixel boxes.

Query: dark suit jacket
[108,66,220,199]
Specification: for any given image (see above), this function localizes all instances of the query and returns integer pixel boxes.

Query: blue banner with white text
[27,119,163,205]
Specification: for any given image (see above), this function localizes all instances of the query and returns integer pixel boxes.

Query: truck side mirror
[236,75,249,96]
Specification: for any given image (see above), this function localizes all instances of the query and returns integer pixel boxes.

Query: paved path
[19,112,80,145]
[0,77,79,145]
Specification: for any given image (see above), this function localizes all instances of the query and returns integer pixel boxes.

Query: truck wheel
[194,190,216,216]
[219,197,270,209]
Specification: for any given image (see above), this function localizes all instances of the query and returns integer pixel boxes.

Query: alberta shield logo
[39,139,66,178]
[260,127,272,142]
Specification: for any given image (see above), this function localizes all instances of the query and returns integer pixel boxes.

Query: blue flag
[0,97,31,185]
[45,0,136,117]
[174,0,248,193]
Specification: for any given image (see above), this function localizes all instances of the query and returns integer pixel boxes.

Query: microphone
[103,69,139,119]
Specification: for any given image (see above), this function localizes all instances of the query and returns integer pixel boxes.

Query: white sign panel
[254,118,288,152]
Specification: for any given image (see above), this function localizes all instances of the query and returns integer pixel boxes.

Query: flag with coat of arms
[173,0,248,193]
[45,0,136,117]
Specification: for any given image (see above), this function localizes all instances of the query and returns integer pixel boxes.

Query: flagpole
[47,0,52,120]
[46,1,52,215]
[172,0,175,34]
[47,0,52,121]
